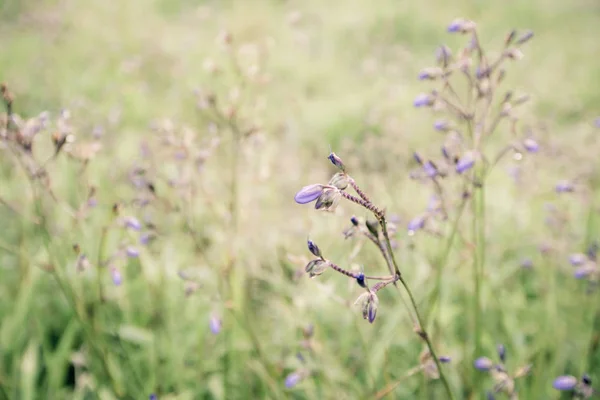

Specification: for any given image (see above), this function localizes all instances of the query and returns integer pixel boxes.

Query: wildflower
[516,30,534,45]
[434,120,450,132]
[209,314,221,334]
[423,161,438,178]
[456,153,475,174]
[314,188,341,212]
[555,180,575,193]
[307,239,322,258]
[285,371,302,388]
[328,152,345,171]
[523,138,539,153]
[124,216,142,231]
[408,215,426,233]
[474,357,494,371]
[354,291,379,323]
[435,45,452,66]
[126,246,139,258]
[552,375,578,391]
[304,259,329,277]
[418,67,443,80]
[110,266,122,286]
[294,184,324,204]
[413,93,435,108]
[447,18,476,33]
[569,253,587,266]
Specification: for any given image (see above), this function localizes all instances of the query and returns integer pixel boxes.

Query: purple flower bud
[418,67,443,80]
[516,30,534,45]
[434,120,450,132]
[574,266,593,279]
[569,253,587,266]
[439,356,452,363]
[350,216,359,226]
[497,344,506,363]
[474,357,494,371]
[441,146,451,160]
[413,93,435,108]
[423,161,438,178]
[486,392,496,400]
[582,373,592,386]
[209,314,221,334]
[126,246,139,258]
[149,395,157,400]
[456,154,475,174]
[124,216,142,231]
[555,180,574,193]
[140,232,153,245]
[447,18,476,33]
[328,152,345,171]
[307,239,321,258]
[408,216,425,232]
[520,258,533,269]
[523,138,539,153]
[552,375,578,391]
[285,372,302,388]
[294,184,324,204]
[413,152,424,165]
[111,267,122,286]
[356,272,366,288]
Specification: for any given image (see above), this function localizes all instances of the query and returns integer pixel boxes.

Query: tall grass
[0,0,599,399]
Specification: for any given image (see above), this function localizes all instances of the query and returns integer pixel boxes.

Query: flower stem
[399,276,455,400]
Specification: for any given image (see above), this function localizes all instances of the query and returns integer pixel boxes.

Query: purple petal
[523,138,539,153]
[555,180,574,193]
[434,120,450,132]
[413,93,434,108]
[124,216,142,231]
[456,155,475,174]
[552,375,578,391]
[447,19,463,33]
[439,356,452,363]
[423,161,438,178]
[474,357,494,371]
[209,315,222,334]
[111,267,122,286]
[294,184,324,204]
[285,372,302,388]
[126,246,139,258]
[569,253,587,266]
[574,266,592,279]
[408,216,425,232]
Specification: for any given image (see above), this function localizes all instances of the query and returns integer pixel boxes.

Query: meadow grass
[0,0,599,399]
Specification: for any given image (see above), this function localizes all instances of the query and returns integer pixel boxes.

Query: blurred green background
[0,0,599,399]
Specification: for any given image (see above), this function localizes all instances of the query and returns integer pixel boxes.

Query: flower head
[474,357,494,371]
[456,153,475,174]
[413,93,435,108]
[552,375,578,391]
[285,371,302,388]
[294,184,325,204]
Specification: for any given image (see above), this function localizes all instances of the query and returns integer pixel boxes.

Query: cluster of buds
[474,344,532,398]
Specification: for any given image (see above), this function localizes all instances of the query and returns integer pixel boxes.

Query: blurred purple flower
[434,120,450,132]
[111,267,122,286]
[569,253,587,266]
[408,216,425,232]
[523,138,539,153]
[149,395,157,400]
[209,314,221,334]
[439,356,452,363]
[126,246,139,258]
[285,371,302,388]
[140,232,153,245]
[553,375,578,391]
[574,266,593,279]
[555,180,574,193]
[413,93,434,108]
[474,357,494,371]
[423,161,438,178]
[124,216,142,231]
[456,154,475,174]
[294,184,325,204]
[520,258,533,269]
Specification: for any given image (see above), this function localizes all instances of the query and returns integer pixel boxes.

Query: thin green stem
[399,276,455,400]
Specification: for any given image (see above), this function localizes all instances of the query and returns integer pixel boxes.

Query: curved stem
[399,276,455,400]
